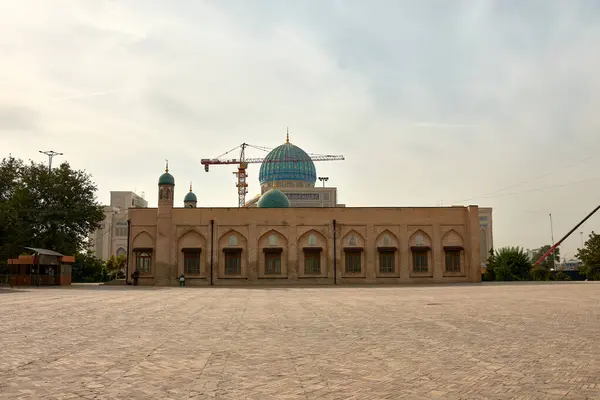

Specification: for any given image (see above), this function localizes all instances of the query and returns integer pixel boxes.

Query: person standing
[132,270,139,286]
[179,274,185,287]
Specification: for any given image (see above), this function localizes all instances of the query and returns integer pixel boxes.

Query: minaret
[184,182,198,208]
[158,160,175,209]
[156,160,175,285]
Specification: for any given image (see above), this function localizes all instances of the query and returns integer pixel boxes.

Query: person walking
[132,270,139,286]
[179,274,186,287]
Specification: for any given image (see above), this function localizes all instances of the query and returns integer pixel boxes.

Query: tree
[489,246,532,281]
[483,248,496,281]
[71,251,105,282]
[576,231,600,280]
[0,156,104,261]
[104,255,127,280]
[531,245,560,281]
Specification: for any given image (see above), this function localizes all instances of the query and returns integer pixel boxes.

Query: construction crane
[201,139,344,207]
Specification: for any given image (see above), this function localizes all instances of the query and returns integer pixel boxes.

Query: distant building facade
[478,207,493,269]
[89,191,148,261]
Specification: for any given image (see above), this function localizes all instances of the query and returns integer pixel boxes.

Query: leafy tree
[483,248,496,281]
[0,156,104,261]
[72,251,105,282]
[489,246,532,281]
[576,231,600,280]
[531,245,560,281]
[104,255,127,280]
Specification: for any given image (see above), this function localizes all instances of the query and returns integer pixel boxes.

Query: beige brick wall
[128,205,482,286]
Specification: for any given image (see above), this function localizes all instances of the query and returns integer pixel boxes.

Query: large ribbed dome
[259,140,316,185]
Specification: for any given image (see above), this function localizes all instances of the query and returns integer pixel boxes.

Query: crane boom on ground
[201,142,344,207]
[532,203,600,268]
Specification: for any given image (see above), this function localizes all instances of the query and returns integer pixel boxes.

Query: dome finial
[286,127,289,143]
[165,159,169,173]
[189,182,193,192]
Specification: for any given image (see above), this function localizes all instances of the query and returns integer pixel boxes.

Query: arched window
[308,234,317,246]
[135,252,151,274]
[116,248,126,257]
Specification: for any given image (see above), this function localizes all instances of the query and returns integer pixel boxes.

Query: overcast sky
[1,0,600,259]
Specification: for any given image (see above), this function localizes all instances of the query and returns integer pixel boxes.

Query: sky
[1,0,600,259]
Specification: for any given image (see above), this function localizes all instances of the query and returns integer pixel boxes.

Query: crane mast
[234,143,249,208]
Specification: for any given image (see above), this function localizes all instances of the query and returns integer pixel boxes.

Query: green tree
[0,156,104,261]
[104,255,127,280]
[483,248,496,281]
[490,246,532,281]
[576,231,600,280]
[531,245,560,281]
[72,251,105,282]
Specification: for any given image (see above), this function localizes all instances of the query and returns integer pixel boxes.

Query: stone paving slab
[1,282,600,399]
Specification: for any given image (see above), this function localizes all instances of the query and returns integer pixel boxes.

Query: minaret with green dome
[184,182,198,208]
[158,160,174,206]
[156,160,176,285]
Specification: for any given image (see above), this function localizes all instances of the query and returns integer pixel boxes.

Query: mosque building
[126,138,489,286]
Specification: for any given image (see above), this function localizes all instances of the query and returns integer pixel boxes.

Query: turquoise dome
[184,191,197,202]
[259,140,316,185]
[158,172,175,186]
[257,188,291,208]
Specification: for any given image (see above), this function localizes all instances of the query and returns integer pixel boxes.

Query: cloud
[0,106,38,131]
[1,0,600,259]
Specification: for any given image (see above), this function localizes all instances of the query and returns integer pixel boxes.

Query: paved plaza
[1,283,600,399]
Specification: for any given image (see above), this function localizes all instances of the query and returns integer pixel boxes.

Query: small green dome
[257,188,290,208]
[184,191,197,202]
[158,172,175,185]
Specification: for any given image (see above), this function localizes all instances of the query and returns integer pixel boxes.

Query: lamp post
[549,213,555,270]
[580,231,584,249]
[318,176,329,188]
[39,150,63,171]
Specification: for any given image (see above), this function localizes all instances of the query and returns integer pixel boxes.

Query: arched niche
[258,230,288,277]
[132,231,154,249]
[178,230,206,276]
[408,229,431,247]
[408,230,432,277]
[131,231,154,276]
[116,247,126,257]
[343,230,365,248]
[298,229,328,277]
[442,229,464,247]
[442,229,465,275]
[218,229,247,278]
[376,230,399,276]
[342,230,365,276]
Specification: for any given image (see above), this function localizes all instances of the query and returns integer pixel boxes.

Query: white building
[88,191,148,261]
[478,207,493,269]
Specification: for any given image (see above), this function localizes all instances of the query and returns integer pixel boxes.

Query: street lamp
[39,150,63,171]
[549,213,555,269]
[580,231,584,249]
[318,176,329,188]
